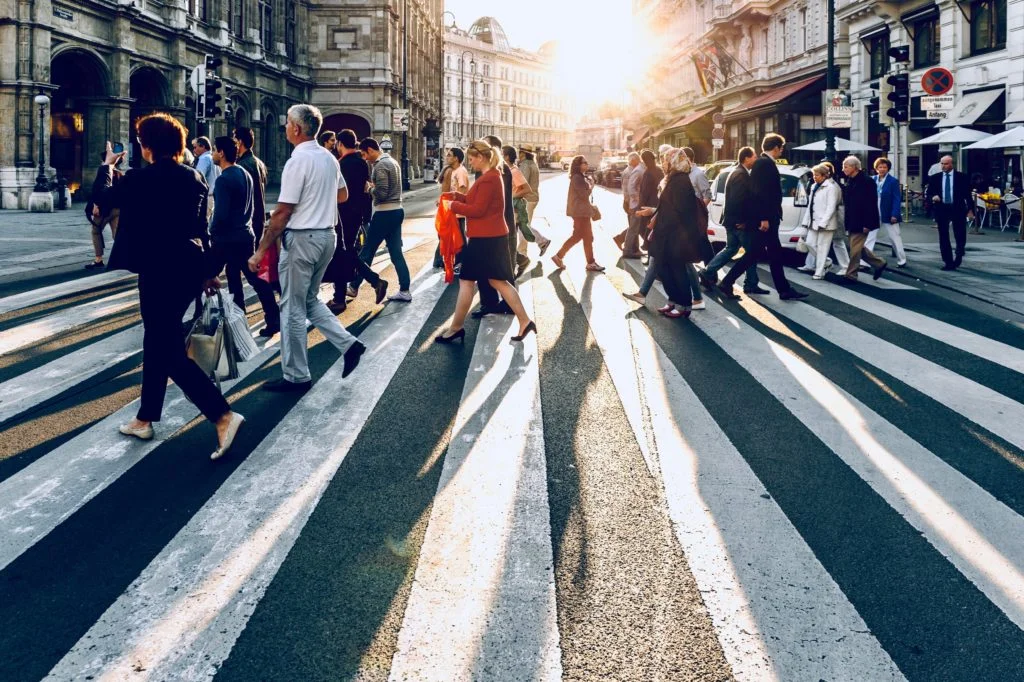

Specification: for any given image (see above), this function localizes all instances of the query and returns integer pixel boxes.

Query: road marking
[779,275,1024,374]
[44,265,448,681]
[0,271,134,315]
[0,289,138,356]
[632,260,1024,635]
[389,276,561,682]
[0,246,95,265]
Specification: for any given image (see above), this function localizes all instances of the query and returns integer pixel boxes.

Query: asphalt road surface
[1,173,1024,681]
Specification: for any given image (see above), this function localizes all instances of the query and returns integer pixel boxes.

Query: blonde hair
[467,140,500,171]
[811,163,833,179]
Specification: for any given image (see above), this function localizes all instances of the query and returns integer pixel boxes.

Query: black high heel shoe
[511,321,537,342]
[434,328,466,344]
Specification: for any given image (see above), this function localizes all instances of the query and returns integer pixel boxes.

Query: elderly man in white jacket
[800,163,847,279]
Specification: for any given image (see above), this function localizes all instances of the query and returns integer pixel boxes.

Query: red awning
[662,106,717,133]
[726,75,824,117]
[632,126,652,142]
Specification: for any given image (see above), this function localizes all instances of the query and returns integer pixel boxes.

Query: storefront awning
[661,107,717,134]
[937,89,1002,128]
[1005,101,1024,124]
[631,126,652,144]
[725,75,824,118]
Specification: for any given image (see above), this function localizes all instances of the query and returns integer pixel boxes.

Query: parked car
[703,160,735,183]
[706,163,813,253]
[597,158,628,187]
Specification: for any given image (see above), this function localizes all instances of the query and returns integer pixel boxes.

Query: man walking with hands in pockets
[249,104,366,392]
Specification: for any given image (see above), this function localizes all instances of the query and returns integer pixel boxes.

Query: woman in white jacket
[801,163,844,279]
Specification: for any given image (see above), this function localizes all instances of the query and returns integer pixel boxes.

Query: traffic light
[886,72,910,123]
[224,85,234,123]
[203,54,223,120]
[870,79,893,127]
[888,45,910,63]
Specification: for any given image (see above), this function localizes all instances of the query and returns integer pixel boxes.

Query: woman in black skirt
[436,140,536,344]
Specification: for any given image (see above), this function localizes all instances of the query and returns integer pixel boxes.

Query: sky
[444,0,640,110]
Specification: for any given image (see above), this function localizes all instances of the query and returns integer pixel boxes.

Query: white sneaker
[388,290,413,303]
[797,265,814,273]
[119,422,154,440]
[812,274,825,280]
[691,300,707,310]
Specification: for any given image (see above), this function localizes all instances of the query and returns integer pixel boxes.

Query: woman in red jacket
[436,140,536,344]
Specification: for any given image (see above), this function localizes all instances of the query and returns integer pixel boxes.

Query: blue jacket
[876,173,901,224]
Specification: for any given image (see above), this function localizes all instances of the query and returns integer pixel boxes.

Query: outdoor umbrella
[792,139,881,152]
[910,126,991,146]
[962,127,1024,150]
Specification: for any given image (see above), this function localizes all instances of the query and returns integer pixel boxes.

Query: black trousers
[334,212,380,296]
[478,226,518,308]
[211,239,280,329]
[935,204,967,265]
[137,272,231,423]
[721,222,793,294]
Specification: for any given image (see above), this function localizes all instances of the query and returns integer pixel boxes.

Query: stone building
[0,0,314,209]
[308,0,444,180]
[442,18,575,156]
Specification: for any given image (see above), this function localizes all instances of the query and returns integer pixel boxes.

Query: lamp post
[29,93,54,213]
[824,0,836,162]
[400,0,411,191]
[460,51,474,144]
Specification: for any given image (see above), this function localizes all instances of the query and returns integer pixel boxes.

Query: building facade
[307,0,443,180]
[442,18,574,156]
[0,0,313,209]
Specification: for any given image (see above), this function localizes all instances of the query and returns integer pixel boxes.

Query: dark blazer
[339,151,372,228]
[97,158,209,275]
[566,173,593,218]
[749,153,784,223]
[843,170,881,234]
[926,170,972,215]
[722,166,752,230]
[236,150,268,232]
[876,173,901,223]
[638,165,664,209]
[649,172,706,264]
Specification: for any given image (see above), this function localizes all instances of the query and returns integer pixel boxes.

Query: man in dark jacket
[841,155,887,282]
[925,154,975,270]
[717,134,807,301]
[233,127,268,247]
[699,146,764,293]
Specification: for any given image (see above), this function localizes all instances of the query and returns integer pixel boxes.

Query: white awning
[937,89,1003,128]
[1005,101,1024,124]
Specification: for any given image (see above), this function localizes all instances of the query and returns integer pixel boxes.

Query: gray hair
[627,151,641,163]
[287,104,323,139]
[842,155,862,170]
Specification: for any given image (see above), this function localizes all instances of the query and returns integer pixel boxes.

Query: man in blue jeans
[349,137,412,302]
[698,146,768,294]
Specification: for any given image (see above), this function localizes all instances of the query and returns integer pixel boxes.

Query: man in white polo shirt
[249,103,366,392]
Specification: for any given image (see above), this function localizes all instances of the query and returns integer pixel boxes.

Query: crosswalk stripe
[0,289,137,356]
[389,275,562,682]
[44,265,448,681]
[0,271,134,315]
[734,279,1024,453]
[568,250,904,679]
[0,246,96,265]
[623,258,1024,634]
[786,273,1024,373]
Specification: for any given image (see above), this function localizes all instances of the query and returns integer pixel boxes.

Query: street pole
[825,0,836,163]
[400,0,411,191]
[471,73,477,141]
[34,94,50,193]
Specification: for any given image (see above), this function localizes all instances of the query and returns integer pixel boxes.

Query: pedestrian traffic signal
[888,45,910,63]
[886,72,910,124]
[203,54,223,120]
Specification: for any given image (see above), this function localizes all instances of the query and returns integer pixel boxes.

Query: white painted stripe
[0,246,93,265]
[630,260,1024,636]
[45,265,448,682]
[0,289,138,356]
[390,277,561,682]
[0,271,134,315]
[783,275,1024,374]
[731,277,1024,453]
[0,325,143,425]
[557,253,900,680]
[0,332,279,573]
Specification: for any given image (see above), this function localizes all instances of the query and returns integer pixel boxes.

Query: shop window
[912,15,940,66]
[969,0,1006,54]
[864,31,890,80]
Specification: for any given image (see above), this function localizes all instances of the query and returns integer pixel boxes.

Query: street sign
[711,128,725,140]
[712,112,725,125]
[824,89,853,129]
[380,135,394,152]
[921,67,954,96]
[927,111,949,119]
[712,138,724,149]
[189,65,203,94]
[392,109,410,132]
[921,95,955,110]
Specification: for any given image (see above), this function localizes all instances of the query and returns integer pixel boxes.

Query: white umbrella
[962,127,1024,150]
[910,126,991,146]
[792,139,881,152]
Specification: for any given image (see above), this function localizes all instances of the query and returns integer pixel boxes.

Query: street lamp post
[824,0,836,162]
[29,93,54,213]
[400,0,411,191]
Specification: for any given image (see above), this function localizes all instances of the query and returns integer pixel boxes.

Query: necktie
[944,173,952,204]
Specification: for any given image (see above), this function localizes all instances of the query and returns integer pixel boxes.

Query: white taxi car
[706,163,813,252]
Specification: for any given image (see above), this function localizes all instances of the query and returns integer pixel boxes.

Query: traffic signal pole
[825,0,836,162]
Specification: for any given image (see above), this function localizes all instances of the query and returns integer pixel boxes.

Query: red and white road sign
[921,67,954,96]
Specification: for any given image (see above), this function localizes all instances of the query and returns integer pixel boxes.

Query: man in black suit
[717,133,808,301]
[926,155,975,270]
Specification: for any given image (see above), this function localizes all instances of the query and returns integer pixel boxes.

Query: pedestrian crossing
[1,211,1024,681]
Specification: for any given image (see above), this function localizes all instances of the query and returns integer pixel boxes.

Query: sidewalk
[876,217,1024,314]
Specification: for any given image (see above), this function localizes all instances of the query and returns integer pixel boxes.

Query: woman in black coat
[97,114,245,460]
[647,149,706,318]
[636,149,664,246]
